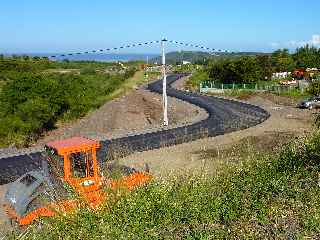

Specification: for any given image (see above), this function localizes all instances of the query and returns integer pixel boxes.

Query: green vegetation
[152,51,211,65]
[151,51,268,65]
[186,70,208,90]
[294,45,320,68]
[307,81,320,96]
[276,88,310,99]
[0,57,138,147]
[220,89,257,100]
[187,45,320,89]
[173,63,202,74]
[15,130,320,239]
[186,57,265,90]
[207,57,263,84]
[271,48,296,72]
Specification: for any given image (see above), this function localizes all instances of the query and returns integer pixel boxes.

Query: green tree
[293,45,320,68]
[22,55,30,61]
[272,49,295,72]
[307,81,320,96]
[32,56,41,61]
[256,55,273,80]
[208,57,263,84]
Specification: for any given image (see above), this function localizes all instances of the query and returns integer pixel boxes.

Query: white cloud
[271,34,320,49]
[311,35,320,45]
[288,34,320,48]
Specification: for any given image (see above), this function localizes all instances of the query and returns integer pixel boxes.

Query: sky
[1,0,319,54]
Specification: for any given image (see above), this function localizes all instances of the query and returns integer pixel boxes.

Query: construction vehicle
[4,136,151,226]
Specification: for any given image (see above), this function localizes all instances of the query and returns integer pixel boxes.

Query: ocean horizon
[2,53,160,62]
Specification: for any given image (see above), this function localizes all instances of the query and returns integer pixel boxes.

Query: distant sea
[4,53,159,62]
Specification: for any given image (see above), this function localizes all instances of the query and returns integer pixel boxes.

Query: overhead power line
[49,39,233,59]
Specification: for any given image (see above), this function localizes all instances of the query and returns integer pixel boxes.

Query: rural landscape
[1,0,320,239]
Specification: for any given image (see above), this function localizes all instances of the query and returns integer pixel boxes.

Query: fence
[200,81,307,94]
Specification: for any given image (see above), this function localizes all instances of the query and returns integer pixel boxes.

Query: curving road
[0,74,269,184]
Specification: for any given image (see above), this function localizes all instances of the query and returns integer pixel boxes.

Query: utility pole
[161,38,168,126]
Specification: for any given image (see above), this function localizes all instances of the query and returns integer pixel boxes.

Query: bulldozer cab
[45,137,102,192]
[5,136,152,226]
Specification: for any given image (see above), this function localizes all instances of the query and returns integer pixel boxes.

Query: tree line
[188,45,320,86]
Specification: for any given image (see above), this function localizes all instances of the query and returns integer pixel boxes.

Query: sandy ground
[118,94,314,178]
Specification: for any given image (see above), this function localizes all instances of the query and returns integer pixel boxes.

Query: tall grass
[11,132,320,239]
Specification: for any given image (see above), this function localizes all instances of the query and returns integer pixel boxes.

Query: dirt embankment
[37,80,208,145]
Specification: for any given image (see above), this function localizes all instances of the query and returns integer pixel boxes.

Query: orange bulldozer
[4,137,151,226]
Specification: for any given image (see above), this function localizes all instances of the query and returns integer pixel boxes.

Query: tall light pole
[161,38,168,126]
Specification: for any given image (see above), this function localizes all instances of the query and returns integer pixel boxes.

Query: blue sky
[1,0,319,54]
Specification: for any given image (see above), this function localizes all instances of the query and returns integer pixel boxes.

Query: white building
[272,72,291,79]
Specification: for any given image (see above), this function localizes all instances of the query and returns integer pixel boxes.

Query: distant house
[182,61,191,65]
[293,68,306,80]
[293,68,319,80]
[272,72,291,79]
[306,68,319,79]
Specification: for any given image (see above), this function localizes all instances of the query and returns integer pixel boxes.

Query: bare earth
[37,86,208,145]
[118,94,314,178]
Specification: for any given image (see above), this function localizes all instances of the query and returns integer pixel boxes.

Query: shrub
[186,70,209,90]
[208,57,263,84]
[0,62,137,147]
[307,81,320,96]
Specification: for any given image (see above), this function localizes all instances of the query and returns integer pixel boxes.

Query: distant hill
[151,51,269,64]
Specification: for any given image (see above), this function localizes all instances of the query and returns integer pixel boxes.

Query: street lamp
[161,38,168,126]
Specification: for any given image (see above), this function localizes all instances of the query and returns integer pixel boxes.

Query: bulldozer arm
[6,200,78,226]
